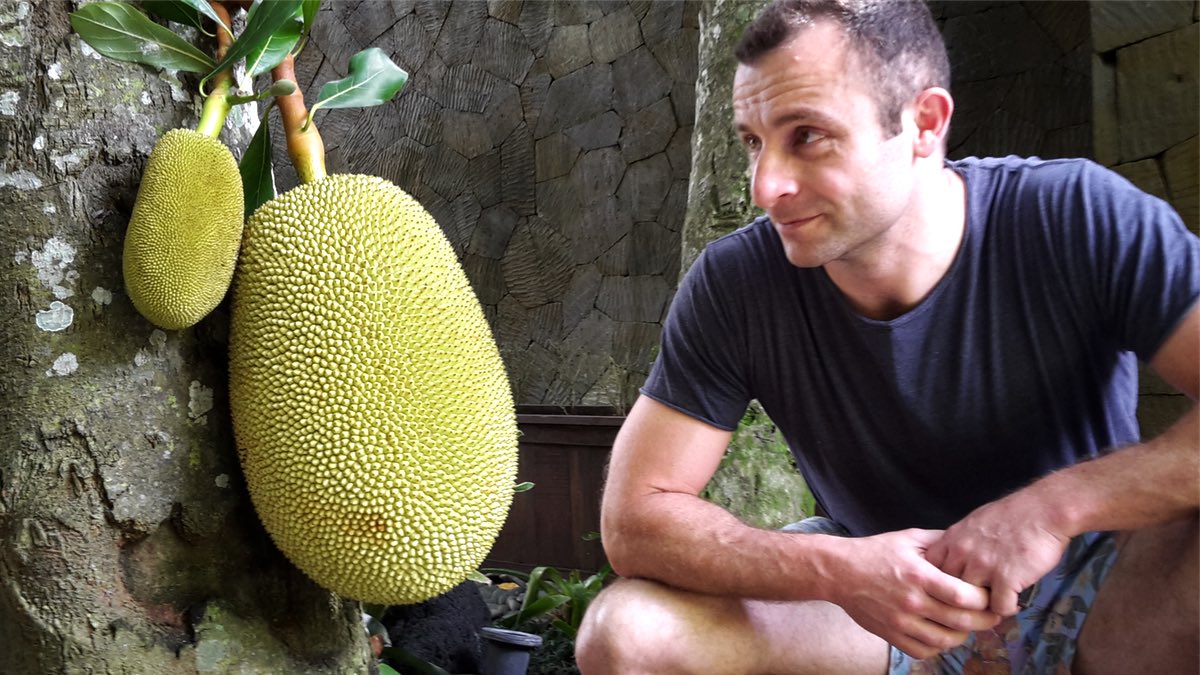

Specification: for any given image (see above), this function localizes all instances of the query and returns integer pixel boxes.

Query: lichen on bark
[0,3,369,672]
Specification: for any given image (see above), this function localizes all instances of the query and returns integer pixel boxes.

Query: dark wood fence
[485,407,624,573]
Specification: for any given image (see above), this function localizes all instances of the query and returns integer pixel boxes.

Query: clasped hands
[832,496,1071,659]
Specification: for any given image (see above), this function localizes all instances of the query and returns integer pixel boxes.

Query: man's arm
[602,395,999,657]
[927,302,1200,615]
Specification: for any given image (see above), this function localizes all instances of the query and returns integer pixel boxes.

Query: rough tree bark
[682,0,767,274]
[0,2,370,672]
[685,0,816,526]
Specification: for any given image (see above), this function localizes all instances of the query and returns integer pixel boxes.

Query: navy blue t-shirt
[642,156,1200,536]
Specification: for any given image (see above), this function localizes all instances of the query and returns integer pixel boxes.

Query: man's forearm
[603,490,839,602]
[1023,404,1199,537]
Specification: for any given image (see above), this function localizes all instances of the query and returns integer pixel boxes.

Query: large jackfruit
[229,174,519,605]
[123,129,244,330]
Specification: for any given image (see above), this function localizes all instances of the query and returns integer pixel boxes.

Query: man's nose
[750,149,799,211]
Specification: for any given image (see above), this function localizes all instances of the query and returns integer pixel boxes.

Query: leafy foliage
[70,2,214,73]
[489,564,612,639]
[308,47,409,125]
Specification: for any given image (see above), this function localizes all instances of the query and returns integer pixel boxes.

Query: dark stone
[519,66,552,136]
[423,143,469,201]
[529,302,564,346]
[596,275,672,322]
[535,132,582,181]
[545,25,592,78]
[431,64,500,114]
[435,0,489,66]
[662,179,690,233]
[613,47,672,116]
[941,5,1058,81]
[441,109,492,160]
[612,321,662,370]
[628,221,678,276]
[468,150,503,208]
[670,79,695,127]
[381,580,490,675]
[565,111,624,151]
[503,217,575,308]
[378,136,428,194]
[640,0,685,45]
[336,1,402,48]
[414,0,451,37]
[470,204,519,259]
[597,234,629,275]
[620,97,677,163]
[1090,0,1193,53]
[501,123,537,215]
[568,195,631,264]
[487,82,524,148]
[449,193,482,253]
[570,147,625,206]
[392,91,443,147]
[464,253,506,305]
[488,0,523,24]
[666,127,692,180]
[535,63,615,138]
[474,18,535,84]
[648,25,698,84]
[618,153,671,222]
[519,0,555,58]
[535,175,576,231]
[556,0,605,25]
[562,264,603,333]
[589,5,642,64]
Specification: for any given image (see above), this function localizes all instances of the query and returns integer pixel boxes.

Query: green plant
[488,564,612,639]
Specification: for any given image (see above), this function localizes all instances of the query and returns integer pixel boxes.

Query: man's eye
[742,136,761,151]
[795,129,823,146]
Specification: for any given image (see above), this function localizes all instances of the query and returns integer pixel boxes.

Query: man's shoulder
[950,154,1108,183]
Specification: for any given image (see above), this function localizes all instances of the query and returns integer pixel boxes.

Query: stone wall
[930,1,1093,160]
[275,0,699,409]
[1091,1,1199,436]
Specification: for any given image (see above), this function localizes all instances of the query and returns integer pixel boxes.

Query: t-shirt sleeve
[640,243,752,431]
[1072,162,1200,361]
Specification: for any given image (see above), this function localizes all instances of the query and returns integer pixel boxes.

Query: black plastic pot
[479,626,543,675]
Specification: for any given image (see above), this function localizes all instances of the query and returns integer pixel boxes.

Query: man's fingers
[989,586,1022,617]
[922,568,991,611]
[892,620,972,660]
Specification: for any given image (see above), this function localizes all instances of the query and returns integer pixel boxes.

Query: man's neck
[825,165,967,321]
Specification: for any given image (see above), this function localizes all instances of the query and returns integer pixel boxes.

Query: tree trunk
[682,0,768,274]
[685,1,816,526]
[0,2,370,672]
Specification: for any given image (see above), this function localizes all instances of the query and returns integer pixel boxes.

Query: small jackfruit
[229,174,519,605]
[123,129,244,330]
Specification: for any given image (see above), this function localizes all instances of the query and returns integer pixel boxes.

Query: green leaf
[466,569,490,584]
[378,665,402,675]
[379,647,452,675]
[310,47,408,116]
[70,2,215,73]
[239,111,276,221]
[244,1,304,76]
[301,0,321,34]
[175,0,233,36]
[204,0,302,83]
[514,481,535,493]
[142,1,203,31]
[515,593,570,626]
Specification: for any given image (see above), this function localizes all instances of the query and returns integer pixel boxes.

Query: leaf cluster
[69,0,410,218]
[487,564,613,639]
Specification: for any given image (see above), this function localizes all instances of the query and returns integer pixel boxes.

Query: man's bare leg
[1074,514,1200,674]
[575,577,890,675]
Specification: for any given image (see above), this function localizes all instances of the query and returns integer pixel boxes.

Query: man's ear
[912,87,953,158]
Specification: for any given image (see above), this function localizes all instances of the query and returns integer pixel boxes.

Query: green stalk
[195,1,234,139]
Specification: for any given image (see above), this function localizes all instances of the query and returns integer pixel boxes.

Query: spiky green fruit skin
[123,129,244,330]
[229,174,519,605]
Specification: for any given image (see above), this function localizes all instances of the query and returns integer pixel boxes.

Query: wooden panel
[484,414,622,572]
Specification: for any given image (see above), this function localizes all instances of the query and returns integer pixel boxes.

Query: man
[574,1,1199,673]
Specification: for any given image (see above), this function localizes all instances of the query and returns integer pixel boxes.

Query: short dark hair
[735,0,950,136]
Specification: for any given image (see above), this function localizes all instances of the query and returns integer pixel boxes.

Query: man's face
[733,23,921,269]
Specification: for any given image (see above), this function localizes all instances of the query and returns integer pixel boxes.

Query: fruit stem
[271,53,327,183]
[196,1,234,138]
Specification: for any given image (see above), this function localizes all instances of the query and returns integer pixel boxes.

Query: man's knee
[577,578,677,674]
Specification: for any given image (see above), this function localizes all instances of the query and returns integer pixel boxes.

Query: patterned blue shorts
[781,517,1119,675]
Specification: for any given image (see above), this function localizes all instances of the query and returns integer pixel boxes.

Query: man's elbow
[599,506,645,578]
